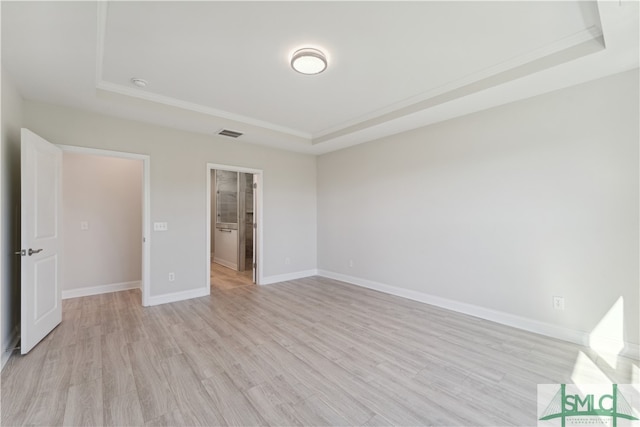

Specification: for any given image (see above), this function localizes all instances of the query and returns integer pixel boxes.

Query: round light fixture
[291,48,327,75]
[130,78,148,88]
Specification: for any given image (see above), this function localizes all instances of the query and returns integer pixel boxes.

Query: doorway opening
[19,129,151,356]
[207,164,262,290]
[59,145,150,306]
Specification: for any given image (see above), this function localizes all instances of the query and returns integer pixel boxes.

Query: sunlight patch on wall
[589,297,625,369]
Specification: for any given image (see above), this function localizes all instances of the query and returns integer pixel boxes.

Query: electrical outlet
[285,257,291,265]
[349,260,354,268]
[553,296,565,310]
[168,272,175,282]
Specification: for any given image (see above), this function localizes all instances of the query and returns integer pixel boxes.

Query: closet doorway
[59,145,150,306]
[207,164,263,289]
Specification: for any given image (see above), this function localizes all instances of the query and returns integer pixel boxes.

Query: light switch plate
[153,222,168,231]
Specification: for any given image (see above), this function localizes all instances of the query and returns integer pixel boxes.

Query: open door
[19,129,62,354]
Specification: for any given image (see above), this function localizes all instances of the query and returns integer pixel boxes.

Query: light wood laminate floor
[2,276,637,426]
[211,262,254,290]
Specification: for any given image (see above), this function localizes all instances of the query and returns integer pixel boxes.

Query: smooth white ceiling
[2,1,638,154]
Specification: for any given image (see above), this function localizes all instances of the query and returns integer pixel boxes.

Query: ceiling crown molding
[312,25,603,142]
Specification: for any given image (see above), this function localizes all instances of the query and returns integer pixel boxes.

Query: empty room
[1,1,638,426]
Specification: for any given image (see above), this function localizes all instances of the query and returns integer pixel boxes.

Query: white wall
[1,69,23,366]
[23,101,317,298]
[62,152,142,294]
[10,65,637,356]
[318,69,639,349]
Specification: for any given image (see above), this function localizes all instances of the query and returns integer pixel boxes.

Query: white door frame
[207,163,263,285]
[58,145,151,306]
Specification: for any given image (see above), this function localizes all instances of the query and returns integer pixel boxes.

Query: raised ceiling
[2,1,638,154]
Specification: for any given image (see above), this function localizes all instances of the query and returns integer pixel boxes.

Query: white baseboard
[626,343,640,360]
[1,326,20,371]
[317,270,640,361]
[62,281,141,299]
[213,257,237,271]
[261,269,318,285]
[147,286,210,306]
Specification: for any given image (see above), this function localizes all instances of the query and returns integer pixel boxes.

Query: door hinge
[253,223,257,229]
[253,183,257,189]
[253,263,256,269]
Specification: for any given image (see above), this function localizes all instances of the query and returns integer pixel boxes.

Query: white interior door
[20,129,62,354]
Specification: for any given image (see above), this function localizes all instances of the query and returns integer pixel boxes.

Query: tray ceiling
[2,1,638,154]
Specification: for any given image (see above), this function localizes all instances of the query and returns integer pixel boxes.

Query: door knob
[28,248,43,256]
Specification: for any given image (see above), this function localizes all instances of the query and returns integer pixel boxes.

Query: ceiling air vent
[218,129,243,138]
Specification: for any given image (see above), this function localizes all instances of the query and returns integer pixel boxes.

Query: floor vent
[218,129,243,138]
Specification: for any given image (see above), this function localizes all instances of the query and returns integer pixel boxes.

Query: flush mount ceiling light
[130,78,148,88]
[290,48,327,75]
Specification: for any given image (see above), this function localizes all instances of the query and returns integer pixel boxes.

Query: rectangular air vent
[218,129,243,138]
